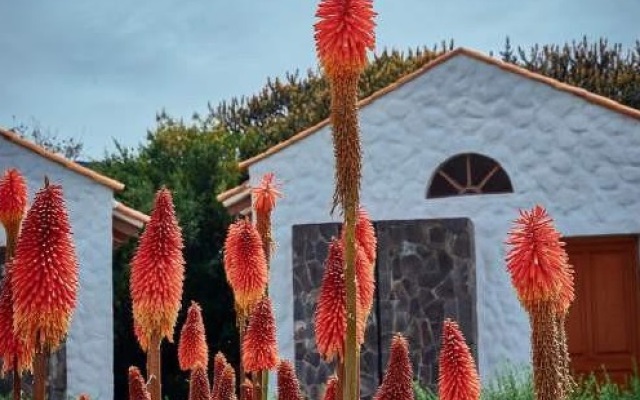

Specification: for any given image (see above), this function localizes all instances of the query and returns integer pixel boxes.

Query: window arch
[427,153,513,198]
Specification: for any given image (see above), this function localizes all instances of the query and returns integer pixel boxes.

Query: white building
[0,129,148,399]
[219,48,640,397]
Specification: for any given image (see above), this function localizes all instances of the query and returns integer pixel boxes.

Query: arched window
[427,153,513,198]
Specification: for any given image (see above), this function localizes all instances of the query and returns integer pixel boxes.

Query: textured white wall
[0,139,114,399]
[249,53,640,383]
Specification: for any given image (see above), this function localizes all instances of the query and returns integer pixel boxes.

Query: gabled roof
[113,201,150,247]
[238,47,640,170]
[216,181,251,217]
[0,128,125,191]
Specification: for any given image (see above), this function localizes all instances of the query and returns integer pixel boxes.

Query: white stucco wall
[0,138,114,399]
[248,53,640,383]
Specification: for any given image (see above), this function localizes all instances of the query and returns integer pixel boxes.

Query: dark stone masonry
[292,218,476,399]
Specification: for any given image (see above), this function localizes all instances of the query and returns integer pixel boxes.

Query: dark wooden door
[565,236,640,384]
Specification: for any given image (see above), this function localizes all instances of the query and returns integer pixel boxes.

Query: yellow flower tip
[128,366,151,400]
[242,297,279,372]
[223,219,268,313]
[252,172,283,216]
[0,263,34,374]
[322,376,339,400]
[438,319,481,400]
[130,187,185,342]
[314,0,377,76]
[11,182,78,351]
[505,205,570,306]
[178,301,209,371]
[277,360,304,400]
[188,367,211,400]
[374,334,414,400]
[0,168,28,231]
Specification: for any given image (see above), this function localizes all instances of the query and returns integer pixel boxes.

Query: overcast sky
[0,0,637,159]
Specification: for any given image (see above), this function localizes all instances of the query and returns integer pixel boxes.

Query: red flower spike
[0,168,27,232]
[252,173,282,216]
[217,364,237,400]
[356,243,375,327]
[277,360,303,400]
[505,205,569,306]
[314,0,377,76]
[130,188,185,343]
[0,262,33,374]
[374,334,414,400]
[241,379,255,400]
[223,219,268,313]
[128,366,151,400]
[554,264,575,315]
[211,352,228,400]
[323,376,339,400]
[188,367,211,400]
[438,319,481,400]
[355,207,377,265]
[242,297,278,372]
[315,239,364,362]
[11,181,78,351]
[178,301,209,371]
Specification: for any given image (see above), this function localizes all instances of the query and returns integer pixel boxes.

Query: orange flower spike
[178,301,209,371]
[217,364,238,400]
[211,352,228,400]
[128,366,151,400]
[505,205,569,306]
[188,367,211,400]
[277,360,304,400]
[355,207,377,265]
[130,187,185,343]
[252,172,282,216]
[315,239,365,361]
[322,376,339,400]
[314,0,377,76]
[438,319,481,400]
[374,334,414,400]
[133,320,149,352]
[0,262,33,374]
[356,243,375,325]
[315,239,347,361]
[0,168,28,233]
[555,264,575,315]
[11,181,78,351]
[241,379,255,400]
[223,219,268,313]
[242,297,278,372]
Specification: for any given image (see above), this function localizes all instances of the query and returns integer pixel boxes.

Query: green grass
[413,367,640,400]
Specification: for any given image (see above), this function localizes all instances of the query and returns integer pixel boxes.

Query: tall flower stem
[34,350,48,400]
[329,70,362,400]
[531,302,562,400]
[147,332,162,400]
[5,227,21,400]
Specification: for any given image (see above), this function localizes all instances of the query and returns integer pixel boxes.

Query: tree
[10,118,84,161]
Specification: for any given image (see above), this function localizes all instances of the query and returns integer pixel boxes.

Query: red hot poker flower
[505,205,570,307]
[178,301,209,371]
[314,0,377,76]
[188,367,211,400]
[223,219,268,313]
[355,207,376,265]
[374,334,414,400]
[128,366,151,400]
[277,360,304,400]
[130,187,185,343]
[242,297,278,372]
[315,239,364,362]
[252,172,282,216]
[0,168,28,234]
[0,262,33,374]
[11,181,78,351]
[240,379,254,400]
[438,319,481,400]
[323,376,339,400]
[217,364,238,400]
